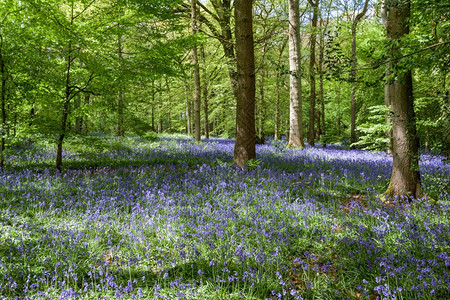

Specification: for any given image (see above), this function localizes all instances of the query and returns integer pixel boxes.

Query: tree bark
[381,2,393,155]
[117,29,125,137]
[288,0,305,148]
[200,45,209,139]
[0,43,6,170]
[319,22,325,147]
[151,79,155,131]
[74,94,82,134]
[384,0,423,200]
[308,0,318,147]
[183,75,191,135]
[56,5,75,171]
[83,93,90,134]
[258,53,266,139]
[192,0,201,142]
[233,0,256,167]
[350,0,369,148]
[56,41,72,171]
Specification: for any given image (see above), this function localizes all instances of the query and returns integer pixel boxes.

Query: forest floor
[0,135,449,299]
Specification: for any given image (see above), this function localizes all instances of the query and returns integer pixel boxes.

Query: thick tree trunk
[308,0,318,147]
[288,0,305,148]
[384,0,423,200]
[233,0,256,167]
[192,0,201,142]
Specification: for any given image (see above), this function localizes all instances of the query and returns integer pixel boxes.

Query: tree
[233,0,255,167]
[287,0,305,148]
[384,0,423,200]
[307,0,319,147]
[350,0,370,147]
[196,0,237,98]
[191,0,201,141]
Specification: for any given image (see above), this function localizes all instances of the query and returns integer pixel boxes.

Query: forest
[0,0,449,299]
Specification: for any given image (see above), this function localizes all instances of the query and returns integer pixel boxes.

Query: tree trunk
[0,45,6,170]
[56,5,75,171]
[198,0,237,98]
[151,79,155,131]
[258,57,265,139]
[319,27,325,147]
[117,30,125,137]
[381,2,393,155]
[192,0,201,142]
[183,76,191,135]
[288,0,305,148]
[350,24,357,147]
[74,94,82,134]
[83,93,90,134]
[233,0,256,167]
[200,45,209,139]
[350,0,370,148]
[384,0,423,200]
[275,81,280,140]
[308,0,318,147]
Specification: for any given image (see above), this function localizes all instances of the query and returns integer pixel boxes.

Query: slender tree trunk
[316,110,320,140]
[275,80,280,140]
[192,0,201,141]
[151,79,155,131]
[258,58,266,139]
[308,0,318,147]
[288,0,305,148]
[219,0,238,99]
[56,5,75,171]
[335,81,341,137]
[0,45,6,170]
[274,38,288,141]
[350,0,369,148]
[12,108,16,137]
[381,3,393,155]
[233,0,256,167]
[117,30,125,137]
[56,43,72,171]
[200,45,209,139]
[83,93,90,134]
[182,76,191,135]
[74,94,82,134]
[350,25,358,147]
[384,0,423,200]
[319,29,325,147]
[165,78,173,133]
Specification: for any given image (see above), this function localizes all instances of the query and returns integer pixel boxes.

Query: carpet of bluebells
[0,136,449,299]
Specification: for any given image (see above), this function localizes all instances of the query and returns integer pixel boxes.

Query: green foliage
[352,105,391,151]
[245,158,262,170]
